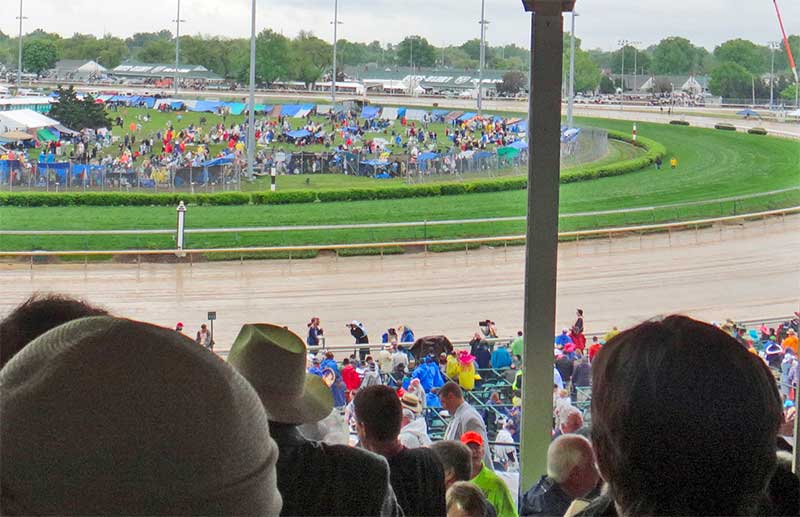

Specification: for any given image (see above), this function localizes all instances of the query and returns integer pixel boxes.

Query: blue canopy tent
[417,151,439,172]
[198,154,236,184]
[508,140,528,150]
[359,158,390,176]
[286,129,311,141]
[736,108,760,118]
[170,101,185,110]
[281,105,302,117]
[255,104,270,113]
[191,100,223,113]
[361,106,381,119]
[37,162,71,185]
[224,102,247,115]
[431,109,450,121]
[139,97,156,108]
[397,107,408,118]
[560,128,581,143]
[457,112,477,122]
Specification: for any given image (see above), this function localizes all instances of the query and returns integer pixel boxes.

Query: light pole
[409,36,415,95]
[17,0,26,90]
[629,41,641,93]
[769,41,780,110]
[173,0,186,96]
[566,11,578,128]
[331,0,342,104]
[617,39,630,100]
[477,0,489,114]
[246,0,256,178]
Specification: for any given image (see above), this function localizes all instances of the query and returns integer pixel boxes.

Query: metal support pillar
[520,0,570,494]
[246,0,256,179]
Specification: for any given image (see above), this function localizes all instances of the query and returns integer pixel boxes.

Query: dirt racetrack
[2,216,798,351]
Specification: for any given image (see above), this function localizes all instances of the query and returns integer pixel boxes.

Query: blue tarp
[301,103,316,110]
[418,152,439,161]
[361,106,381,119]
[140,97,156,109]
[255,104,270,113]
[508,140,528,150]
[509,120,528,132]
[561,127,581,143]
[397,107,407,117]
[286,129,311,139]
[191,100,223,113]
[493,116,505,123]
[127,96,141,104]
[474,151,494,159]
[361,159,389,166]
[736,109,760,117]
[432,109,449,120]
[225,102,246,115]
[203,155,235,168]
[457,112,477,121]
[281,104,302,117]
[170,101,185,110]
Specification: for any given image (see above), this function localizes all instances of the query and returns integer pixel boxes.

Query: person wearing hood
[348,320,370,361]
[765,338,784,370]
[399,325,415,344]
[361,356,382,389]
[398,393,431,449]
[555,328,572,347]
[781,350,795,398]
[407,378,427,409]
[382,327,398,345]
[491,342,512,370]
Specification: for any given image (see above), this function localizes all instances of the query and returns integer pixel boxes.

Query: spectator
[493,420,517,471]
[0,293,109,368]
[570,309,586,351]
[458,350,478,390]
[308,355,324,376]
[228,323,400,516]
[307,317,323,347]
[491,341,513,369]
[1,316,281,515]
[175,321,184,333]
[585,315,782,515]
[511,331,524,358]
[766,338,785,369]
[553,405,589,440]
[398,392,431,448]
[195,323,212,349]
[447,481,492,517]
[348,320,370,361]
[461,431,518,517]
[555,352,574,386]
[432,441,474,489]
[341,357,361,394]
[392,344,410,373]
[602,326,619,343]
[322,351,347,408]
[571,356,591,398]
[440,381,493,467]
[768,451,800,515]
[382,327,399,345]
[503,363,518,385]
[399,325,415,344]
[354,385,447,517]
[378,344,394,374]
[555,328,572,347]
[519,435,599,516]
[587,336,602,362]
[407,377,427,409]
[782,329,798,355]
[361,356,383,389]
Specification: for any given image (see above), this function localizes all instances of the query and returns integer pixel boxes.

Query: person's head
[1,316,281,515]
[324,351,334,360]
[517,330,523,337]
[353,385,402,447]
[446,481,489,517]
[438,381,464,413]
[176,322,184,331]
[0,294,109,368]
[460,431,485,478]
[576,309,583,317]
[592,336,598,343]
[342,357,350,366]
[547,435,599,499]
[592,315,782,515]
[401,408,416,427]
[200,324,207,330]
[431,441,473,489]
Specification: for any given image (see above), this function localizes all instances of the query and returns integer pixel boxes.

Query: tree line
[0,29,797,99]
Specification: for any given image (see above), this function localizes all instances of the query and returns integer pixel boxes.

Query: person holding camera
[348,320,370,361]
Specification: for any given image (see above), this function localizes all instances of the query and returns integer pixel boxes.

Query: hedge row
[715,123,737,131]
[747,127,768,135]
[1,132,663,207]
[669,120,690,126]
[560,130,666,184]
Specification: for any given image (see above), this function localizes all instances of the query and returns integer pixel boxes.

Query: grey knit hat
[0,316,282,516]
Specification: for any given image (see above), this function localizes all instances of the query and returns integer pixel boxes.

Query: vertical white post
[478,0,486,114]
[566,11,576,128]
[17,0,24,90]
[632,122,637,142]
[176,201,187,255]
[332,0,339,104]
[270,166,277,192]
[247,0,256,179]
[174,0,181,97]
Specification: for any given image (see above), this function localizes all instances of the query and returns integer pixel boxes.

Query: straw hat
[228,323,333,425]
[0,316,281,516]
[400,392,423,414]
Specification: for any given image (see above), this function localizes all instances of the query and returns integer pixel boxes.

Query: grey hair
[557,404,582,429]
[402,408,416,422]
[547,434,594,483]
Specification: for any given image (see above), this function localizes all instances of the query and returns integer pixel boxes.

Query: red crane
[772,0,798,82]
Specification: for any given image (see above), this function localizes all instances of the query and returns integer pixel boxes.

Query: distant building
[51,60,108,82]
[111,61,223,83]
[0,96,53,113]
[343,66,509,94]
[613,74,710,94]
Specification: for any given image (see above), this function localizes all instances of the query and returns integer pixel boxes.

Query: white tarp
[787,109,800,117]
[405,109,427,121]
[0,109,60,131]
[316,104,332,115]
[294,108,311,118]
[381,107,399,120]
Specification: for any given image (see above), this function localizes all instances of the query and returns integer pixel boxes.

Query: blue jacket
[491,347,512,369]
[401,329,415,343]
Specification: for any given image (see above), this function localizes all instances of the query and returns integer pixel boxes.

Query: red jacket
[342,365,361,391]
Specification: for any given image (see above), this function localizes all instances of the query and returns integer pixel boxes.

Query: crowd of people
[1,293,798,516]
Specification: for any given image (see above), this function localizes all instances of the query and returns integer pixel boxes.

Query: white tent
[316,104,332,115]
[0,109,61,132]
[405,109,427,121]
[381,107,399,120]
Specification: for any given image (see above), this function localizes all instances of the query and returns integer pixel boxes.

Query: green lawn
[2,114,798,253]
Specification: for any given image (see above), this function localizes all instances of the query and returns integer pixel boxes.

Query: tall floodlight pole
[477,0,488,114]
[17,0,26,90]
[520,0,572,493]
[618,39,629,100]
[173,0,185,96]
[409,37,414,95]
[566,11,578,128]
[769,41,780,110]
[246,0,256,178]
[331,0,340,104]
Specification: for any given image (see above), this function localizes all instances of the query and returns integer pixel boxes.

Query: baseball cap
[460,431,484,447]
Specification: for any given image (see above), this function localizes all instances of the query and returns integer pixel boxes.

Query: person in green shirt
[510,331,524,359]
[461,431,519,517]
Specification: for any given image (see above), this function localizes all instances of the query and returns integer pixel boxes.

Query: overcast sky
[2,0,798,51]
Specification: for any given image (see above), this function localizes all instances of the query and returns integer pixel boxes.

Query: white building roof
[0,109,60,131]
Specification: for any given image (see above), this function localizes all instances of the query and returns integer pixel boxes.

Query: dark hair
[324,351,334,360]
[431,441,473,482]
[342,358,350,366]
[0,294,109,368]
[446,481,489,517]
[591,315,782,515]
[438,381,463,400]
[517,331,523,336]
[353,385,402,442]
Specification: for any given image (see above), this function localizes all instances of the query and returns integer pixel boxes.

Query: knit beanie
[1,316,282,515]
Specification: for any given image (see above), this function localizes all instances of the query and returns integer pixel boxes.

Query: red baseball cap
[460,431,484,447]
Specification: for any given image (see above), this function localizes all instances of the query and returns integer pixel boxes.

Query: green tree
[336,40,369,66]
[460,39,495,65]
[139,39,174,63]
[396,36,436,68]
[598,75,615,94]
[561,35,601,93]
[607,45,651,75]
[709,62,753,99]
[22,39,59,76]
[773,35,800,75]
[779,83,797,102]
[443,46,477,69]
[49,85,110,130]
[714,39,768,74]
[651,37,705,74]
[497,70,527,95]
[290,31,331,86]
[126,31,173,53]
[253,29,291,85]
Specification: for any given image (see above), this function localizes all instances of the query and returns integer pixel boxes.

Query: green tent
[36,128,57,142]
